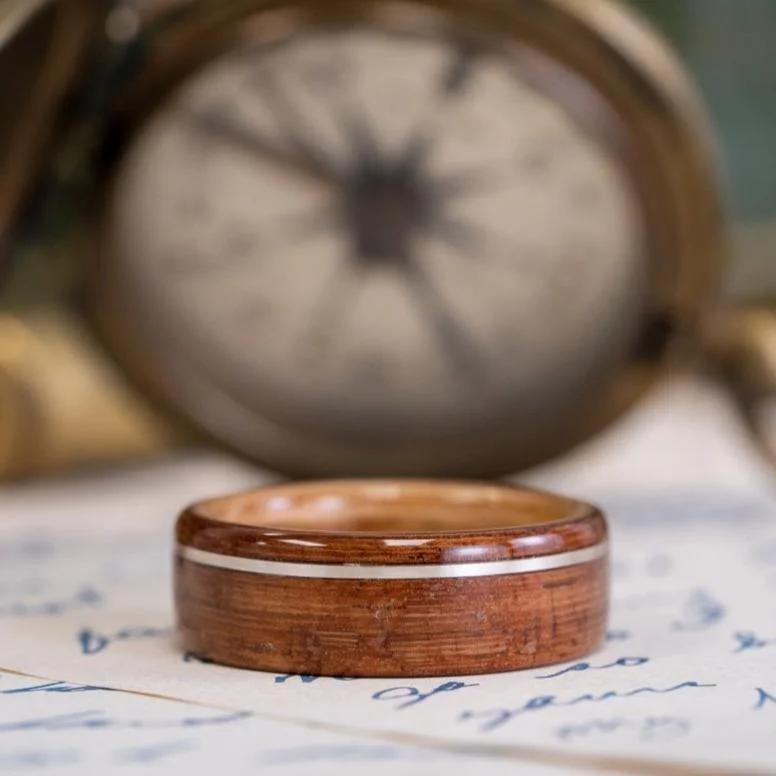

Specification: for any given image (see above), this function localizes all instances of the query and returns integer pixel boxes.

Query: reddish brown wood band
[174,480,609,677]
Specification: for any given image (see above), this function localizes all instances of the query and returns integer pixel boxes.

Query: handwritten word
[537,657,648,680]
[258,744,442,765]
[754,688,776,710]
[273,674,357,684]
[78,626,173,655]
[373,681,478,710]
[0,586,101,617]
[734,632,776,654]
[605,630,631,642]
[556,716,690,743]
[672,590,725,631]
[0,710,251,733]
[0,750,79,768]
[114,741,195,764]
[0,681,108,695]
[459,681,717,733]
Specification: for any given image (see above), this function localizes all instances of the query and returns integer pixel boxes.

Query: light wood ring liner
[174,479,609,677]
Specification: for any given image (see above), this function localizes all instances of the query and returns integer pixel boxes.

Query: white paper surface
[2,377,776,775]
[0,669,616,776]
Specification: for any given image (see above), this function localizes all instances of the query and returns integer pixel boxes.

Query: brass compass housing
[85,0,725,479]
[0,0,727,481]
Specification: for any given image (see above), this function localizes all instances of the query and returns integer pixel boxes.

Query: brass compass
[0,0,750,480]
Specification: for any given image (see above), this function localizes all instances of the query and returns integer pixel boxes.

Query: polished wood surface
[175,480,609,677]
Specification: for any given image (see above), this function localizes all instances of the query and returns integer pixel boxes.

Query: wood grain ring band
[174,480,609,677]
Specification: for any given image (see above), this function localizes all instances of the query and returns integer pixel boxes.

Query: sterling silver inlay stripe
[177,542,607,580]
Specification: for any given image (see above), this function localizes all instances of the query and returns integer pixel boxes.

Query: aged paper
[1,377,776,775]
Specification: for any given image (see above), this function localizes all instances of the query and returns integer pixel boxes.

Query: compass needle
[182,107,338,186]
[430,216,544,275]
[430,215,481,256]
[404,260,484,379]
[332,94,382,168]
[251,66,340,180]
[303,49,383,167]
[396,41,479,171]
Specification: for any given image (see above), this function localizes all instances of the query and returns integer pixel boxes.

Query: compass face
[101,9,651,472]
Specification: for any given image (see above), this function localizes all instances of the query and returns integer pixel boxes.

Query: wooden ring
[174,479,609,677]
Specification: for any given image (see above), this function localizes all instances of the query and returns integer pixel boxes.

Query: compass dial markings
[181,105,339,189]
[250,64,345,182]
[395,40,481,172]
[309,46,385,169]
[274,34,386,171]
[428,215,552,278]
[300,257,363,362]
[402,258,486,380]
[325,85,384,171]
[157,203,339,281]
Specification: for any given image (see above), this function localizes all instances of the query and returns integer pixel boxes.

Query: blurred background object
[629,0,776,300]
[2,0,776,483]
[0,0,184,480]
[629,0,776,466]
[0,0,99,297]
[0,307,184,479]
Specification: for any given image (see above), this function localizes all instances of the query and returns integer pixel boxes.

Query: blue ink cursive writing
[672,589,725,631]
[273,674,357,684]
[537,657,648,679]
[459,681,717,732]
[0,710,251,733]
[114,742,196,764]
[0,680,109,695]
[78,626,173,655]
[0,586,101,618]
[373,681,478,710]
[258,744,442,765]
[754,688,776,710]
[734,632,776,654]
[0,750,79,768]
[556,716,690,742]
